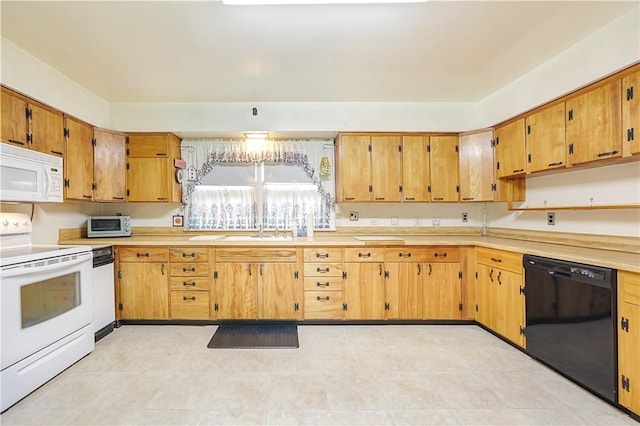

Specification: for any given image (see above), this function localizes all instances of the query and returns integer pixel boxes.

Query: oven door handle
[1,252,92,278]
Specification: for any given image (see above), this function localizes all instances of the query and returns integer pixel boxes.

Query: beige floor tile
[268,372,329,410]
[208,372,272,410]
[147,372,216,410]
[266,410,334,425]
[200,409,267,425]
[324,371,389,410]
[388,409,465,425]
[0,406,79,425]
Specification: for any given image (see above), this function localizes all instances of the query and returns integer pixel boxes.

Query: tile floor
[1,324,637,425]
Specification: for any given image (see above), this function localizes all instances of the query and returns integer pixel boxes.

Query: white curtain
[181,138,335,231]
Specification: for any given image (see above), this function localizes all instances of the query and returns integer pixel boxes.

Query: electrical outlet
[547,212,556,226]
[432,217,441,226]
[391,217,398,226]
[414,218,423,226]
[349,211,359,221]
[462,212,468,223]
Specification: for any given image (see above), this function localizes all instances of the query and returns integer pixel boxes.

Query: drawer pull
[547,162,563,167]
[344,197,355,201]
[316,282,330,287]
[358,252,371,258]
[398,253,412,258]
[183,281,196,287]
[490,257,502,263]
[136,252,149,257]
[316,253,329,258]
[316,296,330,301]
[405,197,415,201]
[433,197,444,201]
[8,139,25,146]
[489,269,494,282]
[183,267,196,272]
[512,168,524,173]
[434,252,447,258]
[317,267,330,273]
[183,296,196,301]
[497,271,502,286]
[596,150,618,158]
[182,252,196,258]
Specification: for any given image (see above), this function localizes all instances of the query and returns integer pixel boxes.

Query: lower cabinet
[169,247,213,320]
[215,248,302,320]
[475,247,525,347]
[343,248,386,320]
[118,247,169,320]
[618,270,640,416]
[303,248,344,319]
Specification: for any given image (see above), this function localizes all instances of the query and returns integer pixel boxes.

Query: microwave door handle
[0,252,92,278]
[43,164,50,197]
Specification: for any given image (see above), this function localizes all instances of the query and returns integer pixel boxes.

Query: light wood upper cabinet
[495,118,526,178]
[623,70,640,156]
[429,135,459,202]
[1,87,28,147]
[126,133,182,203]
[401,135,430,202]
[336,134,372,202]
[618,270,640,416]
[458,130,495,202]
[63,116,94,201]
[525,103,566,173]
[29,102,64,157]
[566,79,622,165]
[370,135,402,202]
[93,129,126,202]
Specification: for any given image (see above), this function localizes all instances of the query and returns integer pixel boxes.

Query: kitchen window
[182,139,335,231]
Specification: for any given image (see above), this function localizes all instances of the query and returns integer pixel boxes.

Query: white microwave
[0,143,63,203]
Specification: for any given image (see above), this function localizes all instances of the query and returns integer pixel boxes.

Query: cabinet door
[423,263,461,319]
[386,262,422,319]
[119,262,168,319]
[495,119,526,178]
[429,136,459,202]
[476,264,497,330]
[259,263,301,320]
[94,129,126,202]
[343,262,386,320]
[337,134,371,202]
[64,116,94,201]
[623,70,640,156]
[566,80,622,165]
[402,135,430,202]
[618,271,640,415]
[127,157,170,202]
[525,103,566,173]
[458,130,494,202]
[216,263,258,319]
[1,87,28,147]
[370,135,402,202]
[127,134,169,157]
[29,102,64,157]
[496,269,525,348]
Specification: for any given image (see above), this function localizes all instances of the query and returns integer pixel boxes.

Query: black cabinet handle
[182,267,196,272]
[182,253,196,257]
[374,197,385,201]
[434,252,447,258]
[433,197,444,201]
[491,257,502,263]
[489,269,494,282]
[112,197,125,200]
[358,252,371,258]
[183,296,196,301]
[547,162,563,167]
[183,281,196,287]
[405,197,415,201]
[497,271,502,285]
[157,197,168,201]
[316,282,330,287]
[82,195,92,199]
[316,253,329,258]
[399,253,412,258]
[316,296,330,301]
[317,267,330,273]
[156,153,168,156]
[51,150,63,156]
[512,168,524,173]
[136,252,150,257]
[596,150,618,158]
[344,197,355,200]
[7,139,25,146]
[462,197,474,201]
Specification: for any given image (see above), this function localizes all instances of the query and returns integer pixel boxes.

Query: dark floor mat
[207,322,299,349]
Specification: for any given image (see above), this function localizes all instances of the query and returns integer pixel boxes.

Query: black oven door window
[20,272,81,328]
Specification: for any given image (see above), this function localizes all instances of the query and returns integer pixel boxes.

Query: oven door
[1,251,93,370]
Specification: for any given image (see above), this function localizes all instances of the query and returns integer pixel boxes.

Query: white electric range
[0,212,94,413]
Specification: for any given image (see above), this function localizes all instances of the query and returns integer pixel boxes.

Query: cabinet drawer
[344,248,385,263]
[422,246,459,263]
[170,277,211,291]
[303,248,343,262]
[170,291,210,319]
[170,263,210,277]
[304,291,343,320]
[118,247,168,262]
[304,263,344,277]
[385,247,432,262]
[304,277,344,291]
[620,271,640,306]
[216,248,297,263]
[476,247,523,273]
[169,247,210,262]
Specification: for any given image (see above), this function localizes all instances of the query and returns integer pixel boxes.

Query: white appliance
[0,143,63,203]
[92,246,116,340]
[0,213,93,413]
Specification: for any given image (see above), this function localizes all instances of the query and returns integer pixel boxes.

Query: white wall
[0,39,110,128]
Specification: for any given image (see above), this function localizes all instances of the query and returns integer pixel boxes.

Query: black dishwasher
[524,254,617,403]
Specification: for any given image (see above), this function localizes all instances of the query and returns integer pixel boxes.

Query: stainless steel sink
[224,235,293,242]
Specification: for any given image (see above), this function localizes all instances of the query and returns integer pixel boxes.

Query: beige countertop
[59,233,640,273]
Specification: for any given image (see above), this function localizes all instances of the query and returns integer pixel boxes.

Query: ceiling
[0,1,637,103]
